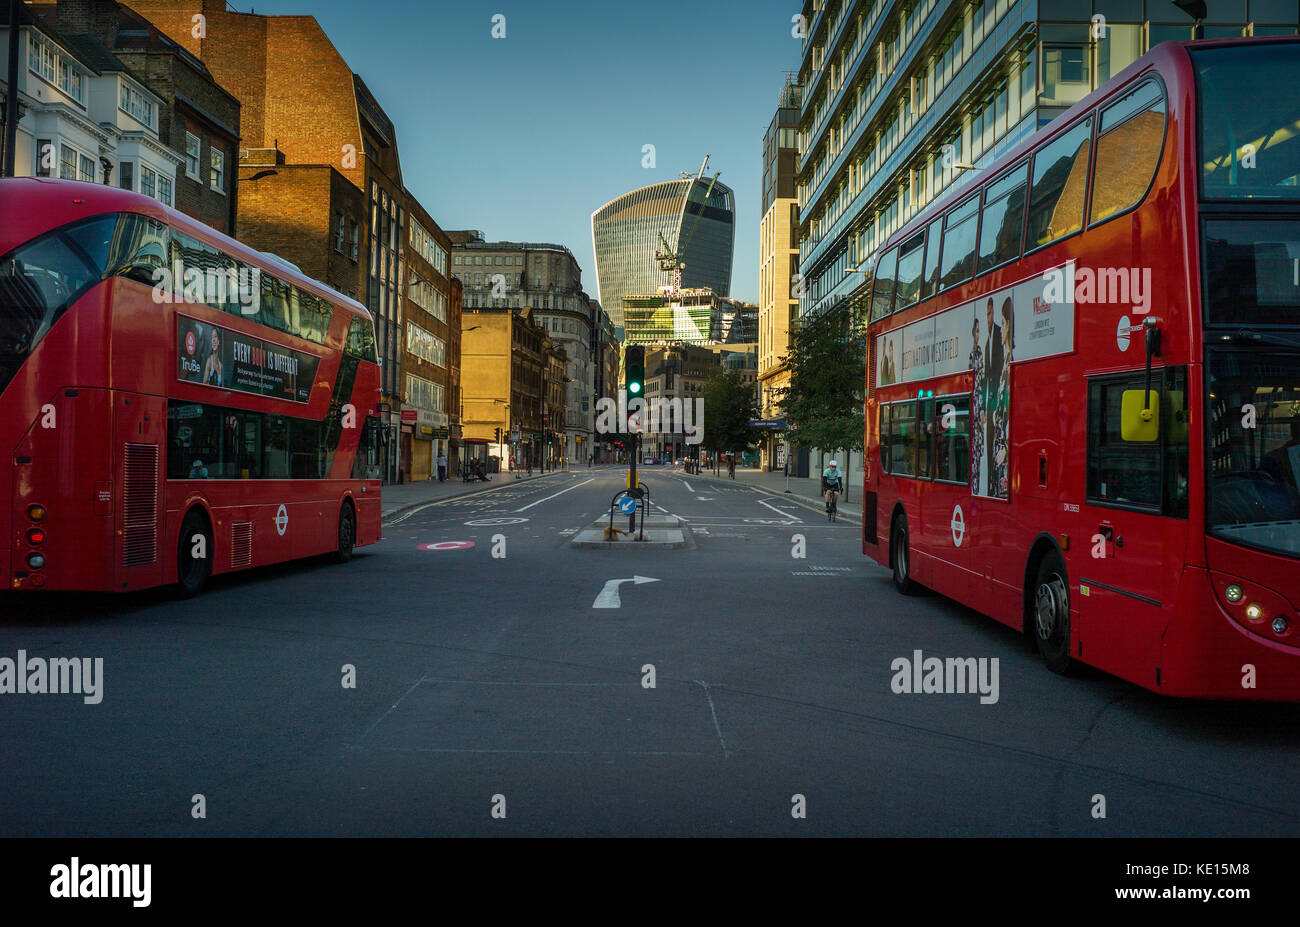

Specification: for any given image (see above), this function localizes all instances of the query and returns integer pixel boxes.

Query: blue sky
[238,0,802,304]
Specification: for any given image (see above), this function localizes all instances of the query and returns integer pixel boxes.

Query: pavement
[683,464,860,524]
[4,467,1299,836]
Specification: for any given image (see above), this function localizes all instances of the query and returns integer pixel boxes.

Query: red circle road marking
[417,541,476,551]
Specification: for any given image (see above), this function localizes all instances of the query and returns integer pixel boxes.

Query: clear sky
[233,0,802,305]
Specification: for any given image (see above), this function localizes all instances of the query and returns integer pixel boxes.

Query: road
[2,465,1298,836]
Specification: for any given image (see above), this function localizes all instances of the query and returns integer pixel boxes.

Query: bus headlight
[1273,617,1289,636]
[26,553,45,570]
[1224,584,1243,603]
[1245,603,1264,622]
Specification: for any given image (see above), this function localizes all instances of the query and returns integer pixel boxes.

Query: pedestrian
[436,452,447,482]
[727,454,735,479]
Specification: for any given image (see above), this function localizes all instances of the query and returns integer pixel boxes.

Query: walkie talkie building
[591,175,735,336]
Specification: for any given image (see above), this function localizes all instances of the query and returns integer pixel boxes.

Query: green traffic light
[629,382,641,394]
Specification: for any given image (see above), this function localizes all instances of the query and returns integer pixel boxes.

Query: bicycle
[824,483,841,522]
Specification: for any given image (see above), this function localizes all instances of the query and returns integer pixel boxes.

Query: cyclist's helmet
[829,461,838,467]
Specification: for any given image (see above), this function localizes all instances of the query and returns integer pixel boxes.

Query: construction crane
[654,154,721,289]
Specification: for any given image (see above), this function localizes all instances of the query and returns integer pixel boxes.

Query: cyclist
[822,460,843,514]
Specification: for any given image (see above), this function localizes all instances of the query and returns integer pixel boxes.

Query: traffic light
[494,427,501,443]
[625,344,645,397]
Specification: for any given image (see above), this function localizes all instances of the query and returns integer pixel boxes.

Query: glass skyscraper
[591,175,735,335]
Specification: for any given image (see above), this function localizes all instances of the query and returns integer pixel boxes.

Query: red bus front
[859,39,1300,699]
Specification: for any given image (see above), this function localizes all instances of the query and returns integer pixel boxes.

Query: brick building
[126,0,452,483]
[402,195,455,481]
[31,0,240,233]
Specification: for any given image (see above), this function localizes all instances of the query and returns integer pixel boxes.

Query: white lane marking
[515,478,594,511]
[680,479,696,493]
[592,575,659,609]
[757,499,797,519]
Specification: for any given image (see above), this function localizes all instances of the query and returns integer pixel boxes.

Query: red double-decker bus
[860,38,1300,699]
[1,178,383,595]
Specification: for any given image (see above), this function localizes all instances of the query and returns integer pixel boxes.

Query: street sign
[748,419,789,429]
[617,496,637,514]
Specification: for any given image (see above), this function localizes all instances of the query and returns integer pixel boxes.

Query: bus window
[917,397,933,477]
[351,416,383,480]
[1087,371,1163,509]
[920,216,944,299]
[1090,81,1166,225]
[110,214,170,285]
[879,405,892,472]
[894,231,926,310]
[1027,117,1093,249]
[934,395,971,484]
[939,196,979,290]
[871,248,898,321]
[977,163,1028,274]
[888,400,918,476]
[0,215,118,395]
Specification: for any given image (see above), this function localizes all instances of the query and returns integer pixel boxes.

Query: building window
[35,138,53,177]
[119,160,133,190]
[335,214,346,253]
[210,148,225,193]
[59,145,77,180]
[140,164,156,198]
[120,81,157,129]
[185,132,201,179]
[349,221,360,261]
[77,152,94,183]
[157,174,173,206]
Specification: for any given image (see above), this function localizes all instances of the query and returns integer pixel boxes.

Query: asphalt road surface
[3,465,1299,836]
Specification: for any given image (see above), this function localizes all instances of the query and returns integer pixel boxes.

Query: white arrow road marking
[593,575,660,609]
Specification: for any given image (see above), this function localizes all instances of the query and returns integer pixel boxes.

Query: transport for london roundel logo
[275,504,288,536]
[951,504,965,547]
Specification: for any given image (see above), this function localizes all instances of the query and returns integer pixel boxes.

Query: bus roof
[870,36,1297,267]
[0,177,373,323]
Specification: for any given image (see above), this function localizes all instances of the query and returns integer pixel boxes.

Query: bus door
[921,394,976,589]
[114,391,166,590]
[1075,370,1189,683]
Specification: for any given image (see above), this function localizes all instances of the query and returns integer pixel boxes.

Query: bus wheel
[890,515,920,596]
[334,501,356,564]
[177,510,212,598]
[1033,552,1073,674]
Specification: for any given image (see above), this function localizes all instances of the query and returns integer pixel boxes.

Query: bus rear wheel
[1033,552,1074,674]
[890,515,920,596]
[177,510,212,598]
[334,501,356,564]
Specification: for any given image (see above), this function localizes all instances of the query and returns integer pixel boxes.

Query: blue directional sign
[618,496,637,514]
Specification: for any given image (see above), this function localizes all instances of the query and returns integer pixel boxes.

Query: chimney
[55,0,117,38]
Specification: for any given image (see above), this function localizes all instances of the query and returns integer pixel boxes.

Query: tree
[701,368,760,470]
[778,300,866,461]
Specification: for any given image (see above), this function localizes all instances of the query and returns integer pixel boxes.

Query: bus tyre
[177,511,211,598]
[890,516,920,596]
[1033,552,1074,674]
[334,502,356,564]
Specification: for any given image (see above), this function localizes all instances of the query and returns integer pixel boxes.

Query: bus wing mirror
[1121,389,1160,442]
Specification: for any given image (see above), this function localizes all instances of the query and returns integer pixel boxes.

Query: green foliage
[778,301,866,453]
[701,368,760,454]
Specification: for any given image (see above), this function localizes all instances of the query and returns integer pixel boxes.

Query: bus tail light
[26,553,45,570]
[26,528,45,545]
[27,504,46,522]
